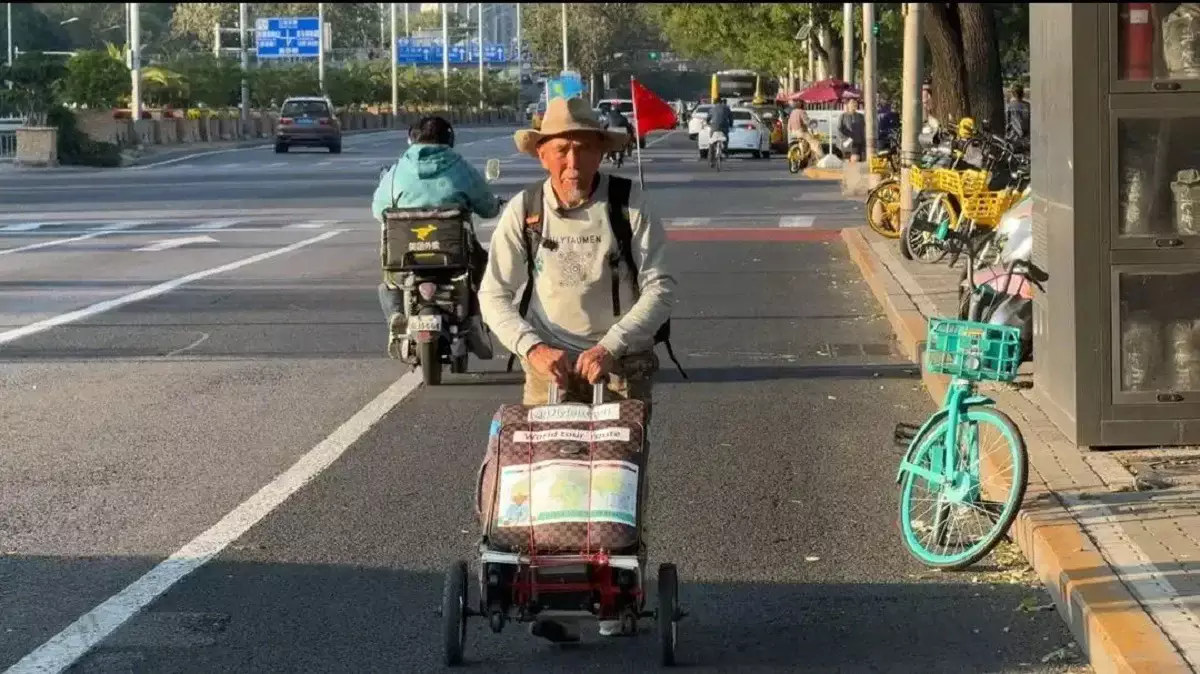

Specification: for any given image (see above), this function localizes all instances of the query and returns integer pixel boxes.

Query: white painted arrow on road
[133,236,217,252]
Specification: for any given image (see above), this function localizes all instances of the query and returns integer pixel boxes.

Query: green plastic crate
[925,318,1022,382]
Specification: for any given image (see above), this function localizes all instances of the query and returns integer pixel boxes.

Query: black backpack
[503,176,687,378]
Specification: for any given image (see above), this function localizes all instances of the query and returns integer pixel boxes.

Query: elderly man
[477,97,676,640]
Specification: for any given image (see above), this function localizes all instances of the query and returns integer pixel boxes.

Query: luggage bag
[476,382,648,555]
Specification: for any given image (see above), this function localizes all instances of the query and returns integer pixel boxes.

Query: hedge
[62,50,519,112]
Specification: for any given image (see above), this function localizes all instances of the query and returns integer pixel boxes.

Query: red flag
[631,77,677,137]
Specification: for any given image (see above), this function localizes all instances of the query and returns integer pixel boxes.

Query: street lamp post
[130,2,141,122]
[478,3,484,110]
[441,2,449,108]
[561,4,568,72]
[390,3,398,125]
[318,2,326,93]
[863,2,877,161]
[515,2,522,111]
[6,2,14,68]
[239,3,249,124]
[843,2,854,86]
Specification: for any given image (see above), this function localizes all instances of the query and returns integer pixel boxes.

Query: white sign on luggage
[494,459,640,529]
[527,403,622,423]
[512,427,631,444]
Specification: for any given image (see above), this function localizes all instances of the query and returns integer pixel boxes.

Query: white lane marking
[286,220,335,229]
[163,332,210,358]
[0,231,342,347]
[644,130,679,148]
[1,222,47,232]
[133,235,218,252]
[3,370,423,674]
[663,217,710,228]
[315,160,332,166]
[0,222,142,257]
[189,219,242,231]
[265,162,286,168]
[779,216,815,228]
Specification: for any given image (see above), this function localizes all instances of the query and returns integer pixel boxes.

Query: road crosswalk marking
[189,219,243,231]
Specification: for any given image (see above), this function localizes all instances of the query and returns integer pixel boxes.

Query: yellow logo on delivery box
[412,224,437,241]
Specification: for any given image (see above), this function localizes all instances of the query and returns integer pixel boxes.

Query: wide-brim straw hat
[514,96,630,157]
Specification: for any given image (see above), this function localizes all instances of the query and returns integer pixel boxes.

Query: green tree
[63,49,131,108]
[170,3,379,50]
[5,4,72,54]
[521,4,662,82]
[0,52,67,126]
[923,3,1005,131]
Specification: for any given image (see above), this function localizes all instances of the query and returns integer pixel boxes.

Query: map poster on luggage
[493,459,639,528]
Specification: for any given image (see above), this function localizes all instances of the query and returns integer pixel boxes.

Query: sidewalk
[843,226,1200,674]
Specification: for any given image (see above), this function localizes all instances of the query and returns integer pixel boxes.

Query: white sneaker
[598,619,632,637]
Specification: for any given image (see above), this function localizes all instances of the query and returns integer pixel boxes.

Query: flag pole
[631,76,645,190]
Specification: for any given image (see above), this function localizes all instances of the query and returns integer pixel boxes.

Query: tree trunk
[817,24,834,80]
[922,3,969,124]
[957,4,1004,133]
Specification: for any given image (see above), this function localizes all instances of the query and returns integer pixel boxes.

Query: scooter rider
[604,106,635,163]
[371,116,502,360]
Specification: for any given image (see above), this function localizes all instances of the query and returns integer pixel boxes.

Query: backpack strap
[606,176,688,380]
[504,180,546,373]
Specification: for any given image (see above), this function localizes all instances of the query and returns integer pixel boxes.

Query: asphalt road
[0,128,1086,673]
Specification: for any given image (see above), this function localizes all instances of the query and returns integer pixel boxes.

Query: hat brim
[514,126,631,157]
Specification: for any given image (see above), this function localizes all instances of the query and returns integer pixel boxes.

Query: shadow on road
[1,554,1087,673]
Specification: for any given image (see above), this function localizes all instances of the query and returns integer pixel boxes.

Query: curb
[803,166,843,180]
[841,226,1193,674]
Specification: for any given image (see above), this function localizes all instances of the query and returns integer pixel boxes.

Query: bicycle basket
[925,318,1022,382]
[869,156,890,175]
[910,166,935,191]
[931,168,990,198]
[960,189,1020,226]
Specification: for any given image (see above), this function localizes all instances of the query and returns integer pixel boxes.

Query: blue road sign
[546,73,584,100]
[256,17,321,59]
[395,38,508,65]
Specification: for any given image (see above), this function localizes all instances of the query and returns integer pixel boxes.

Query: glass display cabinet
[1031,3,1200,446]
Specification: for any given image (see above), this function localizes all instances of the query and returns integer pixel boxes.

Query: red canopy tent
[778,78,862,105]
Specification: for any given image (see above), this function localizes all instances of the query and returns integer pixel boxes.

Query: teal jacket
[371,143,502,222]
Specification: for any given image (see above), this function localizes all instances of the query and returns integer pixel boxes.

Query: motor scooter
[380,158,503,385]
[958,193,1044,362]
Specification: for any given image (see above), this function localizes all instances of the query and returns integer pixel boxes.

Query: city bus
[710,69,775,105]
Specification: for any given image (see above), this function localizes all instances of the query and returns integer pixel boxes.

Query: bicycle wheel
[865,179,902,239]
[898,406,1027,570]
[902,194,952,264]
[715,142,723,172]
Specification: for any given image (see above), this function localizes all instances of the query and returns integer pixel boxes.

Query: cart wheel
[442,560,469,666]
[657,563,679,666]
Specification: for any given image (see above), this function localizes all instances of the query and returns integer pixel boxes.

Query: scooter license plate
[408,315,443,333]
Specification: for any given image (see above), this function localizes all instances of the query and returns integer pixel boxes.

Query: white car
[697,107,771,160]
[687,104,711,140]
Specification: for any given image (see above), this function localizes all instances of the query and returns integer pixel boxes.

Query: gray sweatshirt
[478,174,676,360]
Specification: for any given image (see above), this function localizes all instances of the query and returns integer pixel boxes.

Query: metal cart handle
[546,381,605,405]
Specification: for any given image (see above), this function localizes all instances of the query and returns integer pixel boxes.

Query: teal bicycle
[894,318,1028,569]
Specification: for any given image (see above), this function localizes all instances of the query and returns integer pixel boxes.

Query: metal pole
[478,3,484,110]
[390,3,398,123]
[631,76,644,190]
[441,2,449,108]
[6,2,13,67]
[318,3,326,93]
[843,2,854,86]
[239,3,249,123]
[863,2,877,161]
[130,2,141,122]
[213,22,221,58]
[379,2,386,49]
[125,3,132,67]
[515,2,522,111]
[560,3,568,72]
[805,4,813,81]
[404,3,410,37]
[899,2,923,226]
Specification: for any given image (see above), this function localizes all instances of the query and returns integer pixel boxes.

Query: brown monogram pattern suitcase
[477,383,648,555]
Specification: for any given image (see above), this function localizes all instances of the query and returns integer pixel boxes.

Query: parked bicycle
[893,237,1028,569]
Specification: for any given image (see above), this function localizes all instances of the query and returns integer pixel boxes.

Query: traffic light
[872,23,880,37]
[649,51,659,61]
